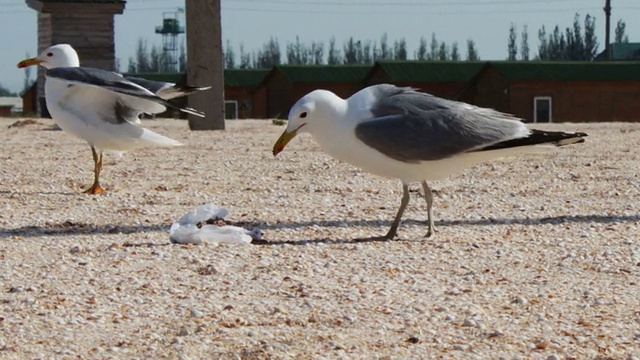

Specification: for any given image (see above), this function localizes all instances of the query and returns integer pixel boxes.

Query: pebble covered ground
[0,117,639,360]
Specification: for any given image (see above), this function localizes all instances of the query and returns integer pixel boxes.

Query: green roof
[594,43,640,61]
[487,61,640,81]
[123,69,269,88]
[224,69,269,87]
[275,65,372,83]
[373,61,486,82]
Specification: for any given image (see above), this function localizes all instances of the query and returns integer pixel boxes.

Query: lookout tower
[25,0,126,117]
[155,10,184,72]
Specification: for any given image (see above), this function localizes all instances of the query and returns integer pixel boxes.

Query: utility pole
[186,0,225,130]
[604,0,612,61]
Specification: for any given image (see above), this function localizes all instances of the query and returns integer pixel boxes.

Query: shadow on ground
[0,190,79,196]
[0,222,168,239]
[260,213,640,231]
[2,214,636,246]
[252,213,640,245]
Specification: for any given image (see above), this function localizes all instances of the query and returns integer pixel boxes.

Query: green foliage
[0,83,16,97]
[285,38,324,65]
[428,33,439,60]
[361,40,373,64]
[377,33,392,60]
[415,36,427,60]
[437,42,448,61]
[224,40,236,69]
[343,37,360,64]
[583,14,598,59]
[327,37,342,65]
[311,42,325,65]
[393,39,408,61]
[255,37,282,69]
[536,13,599,60]
[520,25,530,60]
[450,42,460,61]
[239,44,251,69]
[128,38,179,73]
[615,19,629,44]
[507,23,518,60]
[466,39,480,61]
[135,39,150,71]
[271,119,286,126]
[286,36,310,65]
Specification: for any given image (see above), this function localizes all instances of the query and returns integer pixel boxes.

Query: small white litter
[169,203,262,245]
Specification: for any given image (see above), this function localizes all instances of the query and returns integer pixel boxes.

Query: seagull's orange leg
[83,146,105,195]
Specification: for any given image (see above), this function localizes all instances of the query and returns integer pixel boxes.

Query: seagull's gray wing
[124,76,172,96]
[354,85,528,163]
[46,67,204,117]
[55,82,151,125]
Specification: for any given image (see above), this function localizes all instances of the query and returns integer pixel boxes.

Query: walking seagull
[273,84,587,240]
[17,44,210,194]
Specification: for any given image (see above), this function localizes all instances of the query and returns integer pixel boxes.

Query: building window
[533,96,552,123]
[224,100,238,119]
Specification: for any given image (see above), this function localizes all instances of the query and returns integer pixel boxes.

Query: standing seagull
[273,84,587,240]
[17,44,210,194]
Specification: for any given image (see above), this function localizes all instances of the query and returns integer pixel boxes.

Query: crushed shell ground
[0,117,639,359]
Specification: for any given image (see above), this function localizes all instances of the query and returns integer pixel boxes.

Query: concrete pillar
[186,0,225,130]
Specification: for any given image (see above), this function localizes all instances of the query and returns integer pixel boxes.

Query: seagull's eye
[46,52,53,57]
[300,112,307,119]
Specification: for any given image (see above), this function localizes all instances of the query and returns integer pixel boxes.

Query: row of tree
[222,13,627,68]
[124,12,630,75]
[127,13,629,74]
[127,39,187,73]
[125,32,482,73]
[222,33,481,69]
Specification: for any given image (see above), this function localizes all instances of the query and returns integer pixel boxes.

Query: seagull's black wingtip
[478,129,588,152]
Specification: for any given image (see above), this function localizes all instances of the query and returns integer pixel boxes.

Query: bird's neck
[308,99,357,160]
[44,77,71,106]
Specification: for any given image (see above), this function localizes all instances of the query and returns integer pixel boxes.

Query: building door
[534,96,552,123]
[224,101,238,119]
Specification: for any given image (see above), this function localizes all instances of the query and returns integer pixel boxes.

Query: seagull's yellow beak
[272,123,305,156]
[17,57,42,68]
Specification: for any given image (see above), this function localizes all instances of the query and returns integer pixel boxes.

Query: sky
[1,0,639,92]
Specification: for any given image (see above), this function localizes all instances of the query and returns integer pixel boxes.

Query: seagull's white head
[17,44,80,69]
[273,89,345,156]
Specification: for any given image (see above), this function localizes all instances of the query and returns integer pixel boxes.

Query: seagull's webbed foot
[383,227,400,240]
[83,182,105,195]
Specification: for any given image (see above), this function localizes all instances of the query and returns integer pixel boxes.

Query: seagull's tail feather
[177,106,206,118]
[477,130,588,152]
[139,128,183,147]
[153,97,206,118]
[157,84,212,100]
[429,130,587,181]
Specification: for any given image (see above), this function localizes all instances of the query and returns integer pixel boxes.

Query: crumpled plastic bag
[169,203,262,245]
